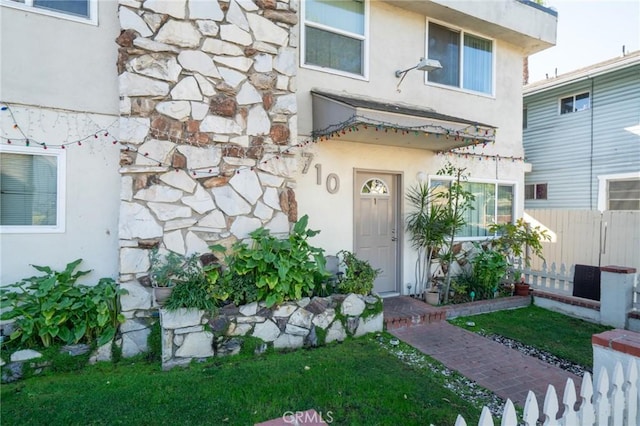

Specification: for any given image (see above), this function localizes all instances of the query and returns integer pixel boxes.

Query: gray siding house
[523,52,640,210]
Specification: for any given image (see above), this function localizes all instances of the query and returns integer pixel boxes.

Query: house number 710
[314,164,340,194]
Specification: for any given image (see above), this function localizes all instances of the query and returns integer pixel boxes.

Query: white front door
[354,172,400,294]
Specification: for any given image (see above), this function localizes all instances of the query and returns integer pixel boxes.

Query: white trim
[0,145,66,234]
[424,18,496,97]
[597,171,640,211]
[1,0,98,25]
[300,0,369,80]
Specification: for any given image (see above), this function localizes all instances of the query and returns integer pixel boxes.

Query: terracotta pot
[514,283,530,296]
[425,291,440,305]
[154,287,173,306]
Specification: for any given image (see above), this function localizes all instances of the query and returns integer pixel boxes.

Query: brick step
[384,310,447,330]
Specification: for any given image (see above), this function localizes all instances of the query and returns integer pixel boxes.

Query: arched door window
[361,178,389,195]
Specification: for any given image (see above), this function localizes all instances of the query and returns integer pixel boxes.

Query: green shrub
[336,250,379,295]
[163,255,218,312]
[213,272,259,307]
[471,246,508,300]
[0,259,127,348]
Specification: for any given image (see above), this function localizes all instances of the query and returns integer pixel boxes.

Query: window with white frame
[608,179,640,210]
[1,0,95,24]
[560,92,590,114]
[430,179,514,238]
[301,0,367,77]
[0,145,66,233]
[426,21,494,95]
[525,183,547,200]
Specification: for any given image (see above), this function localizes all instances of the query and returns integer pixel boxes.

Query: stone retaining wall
[160,294,383,370]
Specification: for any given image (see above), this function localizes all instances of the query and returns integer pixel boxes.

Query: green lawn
[449,305,612,368]
[2,336,483,426]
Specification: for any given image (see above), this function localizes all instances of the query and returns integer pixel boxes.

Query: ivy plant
[336,250,379,295]
[0,259,127,348]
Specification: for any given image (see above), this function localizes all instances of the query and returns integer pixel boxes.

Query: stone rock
[270,124,290,144]
[257,155,298,179]
[145,0,186,19]
[119,6,153,37]
[265,212,289,234]
[129,53,182,82]
[178,50,220,78]
[227,0,249,30]
[305,326,318,347]
[119,117,150,144]
[276,75,289,91]
[185,231,209,256]
[191,103,210,121]
[249,72,276,90]
[306,298,329,315]
[285,323,309,336]
[134,185,183,203]
[201,115,243,134]
[220,24,252,46]
[253,53,273,73]
[119,202,163,239]
[214,55,253,72]
[247,13,288,46]
[122,327,151,357]
[212,186,252,216]
[341,294,366,316]
[194,75,216,97]
[355,313,383,338]
[10,349,42,362]
[89,341,113,364]
[246,105,270,136]
[254,201,273,221]
[345,317,359,335]
[171,76,202,101]
[257,172,284,187]
[236,315,266,324]
[237,82,262,105]
[312,308,335,330]
[162,308,203,329]
[174,325,205,335]
[272,304,297,317]
[273,333,303,350]
[119,72,169,97]
[148,202,192,221]
[273,94,297,115]
[196,20,220,36]
[263,187,281,210]
[216,337,242,356]
[255,0,276,9]
[120,247,151,274]
[2,363,23,383]
[209,94,237,117]
[119,280,152,311]
[189,0,224,20]
[178,145,222,170]
[160,169,197,193]
[252,319,280,342]
[175,331,214,358]
[174,334,184,346]
[165,218,197,231]
[218,67,247,88]
[133,38,180,53]
[274,47,296,76]
[209,316,230,333]
[263,9,297,25]
[164,229,185,254]
[227,322,252,336]
[182,185,215,214]
[202,39,244,56]
[288,308,312,329]
[254,342,268,355]
[239,301,258,316]
[156,101,191,121]
[156,20,202,48]
[230,216,262,239]
[120,318,149,334]
[142,11,167,32]
[230,170,262,204]
[136,139,176,167]
[197,210,226,229]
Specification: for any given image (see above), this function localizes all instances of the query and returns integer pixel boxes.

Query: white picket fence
[522,261,574,296]
[455,361,638,426]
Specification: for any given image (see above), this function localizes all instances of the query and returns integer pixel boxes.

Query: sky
[527,0,640,83]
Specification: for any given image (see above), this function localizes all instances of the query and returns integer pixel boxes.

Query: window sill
[0,0,97,26]
[300,63,369,82]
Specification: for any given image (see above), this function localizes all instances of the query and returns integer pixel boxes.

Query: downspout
[589,76,594,209]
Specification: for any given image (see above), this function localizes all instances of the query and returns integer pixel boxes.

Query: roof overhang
[311,90,496,152]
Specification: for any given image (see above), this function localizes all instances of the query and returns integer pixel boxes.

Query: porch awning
[311,89,496,152]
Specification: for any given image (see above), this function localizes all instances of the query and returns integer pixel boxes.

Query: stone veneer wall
[116,0,302,357]
[161,294,384,370]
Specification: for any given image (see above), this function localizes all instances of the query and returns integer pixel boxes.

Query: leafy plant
[336,250,380,295]
[0,259,127,348]
[150,249,202,288]
[158,254,220,312]
[488,218,550,268]
[471,245,508,300]
[213,272,259,307]
[215,215,330,308]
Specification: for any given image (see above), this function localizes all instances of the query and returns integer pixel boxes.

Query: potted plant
[149,249,202,306]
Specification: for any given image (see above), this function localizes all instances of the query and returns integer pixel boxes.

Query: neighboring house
[0,1,121,284]
[523,52,640,211]
[0,0,556,356]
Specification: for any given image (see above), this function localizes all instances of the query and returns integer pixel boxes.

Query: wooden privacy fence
[524,210,640,272]
[455,360,638,426]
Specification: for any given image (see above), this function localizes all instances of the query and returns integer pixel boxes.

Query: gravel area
[477,331,590,376]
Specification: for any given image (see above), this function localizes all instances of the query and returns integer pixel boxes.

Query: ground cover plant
[449,305,612,368]
[1,336,485,426]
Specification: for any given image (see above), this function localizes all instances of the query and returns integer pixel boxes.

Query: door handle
[391,237,397,242]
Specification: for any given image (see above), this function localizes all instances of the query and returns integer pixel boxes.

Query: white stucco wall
[0,1,119,115]
[0,105,121,285]
[294,1,530,293]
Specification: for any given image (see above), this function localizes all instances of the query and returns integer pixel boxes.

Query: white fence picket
[455,362,637,426]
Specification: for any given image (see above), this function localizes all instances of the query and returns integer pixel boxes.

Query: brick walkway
[390,321,582,408]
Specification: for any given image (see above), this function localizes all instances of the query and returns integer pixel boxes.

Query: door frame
[353,168,404,294]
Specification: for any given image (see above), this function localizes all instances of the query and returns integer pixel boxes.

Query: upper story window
[301,0,367,78]
[426,21,494,95]
[1,0,96,24]
[608,179,640,210]
[525,183,548,200]
[523,107,528,129]
[560,92,590,114]
[0,145,66,233]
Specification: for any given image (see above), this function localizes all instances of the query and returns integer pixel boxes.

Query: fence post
[600,266,637,329]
